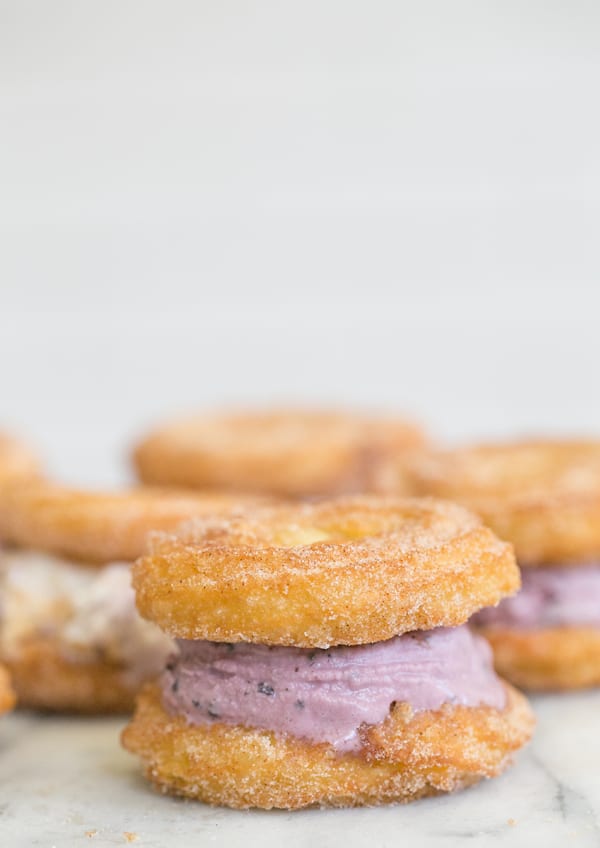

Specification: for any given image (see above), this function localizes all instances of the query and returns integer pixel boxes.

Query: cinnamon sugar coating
[0,664,15,714]
[133,496,519,646]
[478,625,600,691]
[121,683,533,809]
[407,440,600,564]
[0,480,273,565]
[132,409,427,498]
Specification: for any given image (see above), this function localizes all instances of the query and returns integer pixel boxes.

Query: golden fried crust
[132,410,427,498]
[134,496,519,646]
[121,683,533,809]
[4,637,140,713]
[0,480,273,565]
[0,433,41,487]
[407,441,600,564]
[478,626,600,691]
[0,664,15,715]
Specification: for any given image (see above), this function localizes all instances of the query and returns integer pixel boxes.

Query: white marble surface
[2,692,600,847]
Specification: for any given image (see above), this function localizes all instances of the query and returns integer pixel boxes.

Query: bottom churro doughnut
[123,680,532,810]
[0,664,15,714]
[122,626,534,809]
[5,638,142,713]
[478,627,600,692]
[474,564,600,690]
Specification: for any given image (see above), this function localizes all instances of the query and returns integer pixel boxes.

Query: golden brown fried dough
[0,480,274,565]
[122,683,533,809]
[0,433,41,488]
[4,637,140,713]
[134,496,519,647]
[407,440,600,564]
[133,409,427,498]
[0,664,15,714]
[478,626,600,691]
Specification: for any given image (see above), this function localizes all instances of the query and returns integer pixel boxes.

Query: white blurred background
[1,1,599,484]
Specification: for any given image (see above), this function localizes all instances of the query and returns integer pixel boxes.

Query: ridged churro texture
[479,626,600,691]
[122,683,533,809]
[133,496,519,647]
[407,440,600,564]
[133,409,427,498]
[0,480,274,564]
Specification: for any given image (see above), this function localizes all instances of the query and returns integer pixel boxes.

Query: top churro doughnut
[0,480,273,564]
[132,409,427,498]
[0,433,41,486]
[408,440,600,565]
[133,496,518,647]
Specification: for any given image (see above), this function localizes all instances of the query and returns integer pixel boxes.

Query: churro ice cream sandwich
[0,481,270,712]
[409,440,600,690]
[123,496,533,808]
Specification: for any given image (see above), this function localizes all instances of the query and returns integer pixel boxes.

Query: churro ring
[134,496,518,647]
[0,480,274,565]
[132,409,427,498]
[4,637,141,713]
[0,433,41,487]
[0,664,15,714]
[478,626,600,691]
[122,682,533,809]
[407,440,600,564]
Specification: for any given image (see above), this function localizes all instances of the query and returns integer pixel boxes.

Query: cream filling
[162,626,507,751]
[0,549,172,684]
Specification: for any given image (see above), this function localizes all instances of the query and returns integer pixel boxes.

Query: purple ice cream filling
[161,625,506,752]
[474,563,600,630]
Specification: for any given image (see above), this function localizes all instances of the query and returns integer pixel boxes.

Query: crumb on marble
[507,819,516,826]
[123,834,138,843]
[85,831,97,839]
